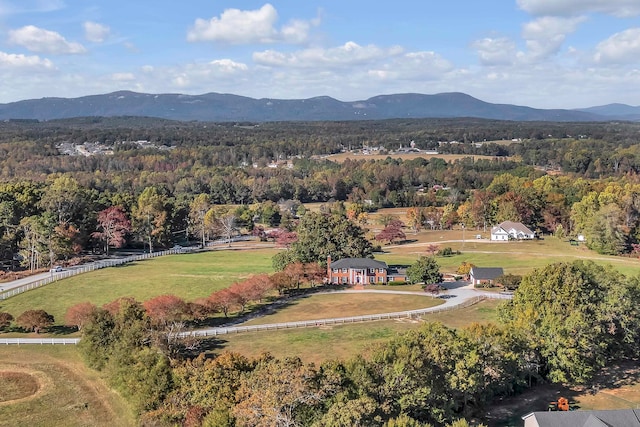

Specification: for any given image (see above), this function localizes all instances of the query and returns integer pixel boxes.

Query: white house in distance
[491,221,535,241]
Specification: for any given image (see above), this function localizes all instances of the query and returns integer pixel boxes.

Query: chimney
[327,255,331,282]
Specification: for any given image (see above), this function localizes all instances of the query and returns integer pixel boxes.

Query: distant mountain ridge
[0,90,636,122]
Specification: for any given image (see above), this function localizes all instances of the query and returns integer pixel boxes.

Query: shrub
[387,280,407,286]
[436,247,461,257]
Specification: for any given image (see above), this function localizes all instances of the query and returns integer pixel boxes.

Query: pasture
[376,232,639,277]
[0,346,133,427]
[213,299,501,364]
[0,248,277,326]
[241,292,444,325]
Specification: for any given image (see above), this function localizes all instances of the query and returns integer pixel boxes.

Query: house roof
[330,258,388,270]
[522,409,640,427]
[495,220,534,235]
[470,267,504,280]
[491,226,510,234]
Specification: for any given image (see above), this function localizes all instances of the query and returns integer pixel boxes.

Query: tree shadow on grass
[590,360,640,390]
[47,325,79,335]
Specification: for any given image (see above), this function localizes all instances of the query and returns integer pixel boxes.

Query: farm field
[213,299,501,364]
[0,248,277,326]
[376,232,640,276]
[0,346,134,427]
[241,292,444,325]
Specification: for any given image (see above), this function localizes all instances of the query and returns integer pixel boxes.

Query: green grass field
[242,292,444,325]
[0,249,277,326]
[0,346,134,427]
[378,234,640,276]
[214,299,501,364]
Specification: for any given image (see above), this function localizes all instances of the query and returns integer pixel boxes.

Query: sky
[0,0,639,109]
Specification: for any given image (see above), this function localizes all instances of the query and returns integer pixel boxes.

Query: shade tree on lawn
[16,309,54,333]
[407,256,443,287]
[273,211,373,270]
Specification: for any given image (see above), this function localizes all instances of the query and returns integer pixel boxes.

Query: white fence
[0,293,512,345]
[0,337,80,345]
[185,294,503,338]
[0,248,188,301]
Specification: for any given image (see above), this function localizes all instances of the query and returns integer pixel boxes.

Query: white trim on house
[491,221,535,241]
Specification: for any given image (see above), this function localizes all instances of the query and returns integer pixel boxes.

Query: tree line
[2,165,639,274]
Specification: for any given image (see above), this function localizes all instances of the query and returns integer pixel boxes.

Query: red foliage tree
[143,294,188,325]
[102,297,139,316]
[64,302,97,330]
[270,271,295,295]
[426,244,440,256]
[283,262,306,289]
[375,224,406,245]
[92,205,132,255]
[304,263,326,287]
[208,288,238,317]
[240,274,273,302]
[16,309,54,333]
[186,300,214,320]
[275,230,298,248]
[0,312,14,329]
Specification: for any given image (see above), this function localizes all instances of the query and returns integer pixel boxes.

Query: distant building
[522,409,640,427]
[469,267,503,286]
[491,221,535,241]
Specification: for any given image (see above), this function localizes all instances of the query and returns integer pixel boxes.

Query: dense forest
[0,117,639,271]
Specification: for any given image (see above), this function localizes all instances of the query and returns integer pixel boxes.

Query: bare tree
[218,214,237,247]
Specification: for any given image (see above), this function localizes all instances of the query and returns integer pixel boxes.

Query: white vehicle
[49,266,63,273]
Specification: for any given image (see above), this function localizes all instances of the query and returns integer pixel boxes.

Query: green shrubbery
[386,280,407,286]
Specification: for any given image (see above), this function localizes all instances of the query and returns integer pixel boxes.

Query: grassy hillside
[0,249,277,325]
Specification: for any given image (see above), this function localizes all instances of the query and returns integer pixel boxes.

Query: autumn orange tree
[16,309,54,333]
[0,312,13,329]
[64,302,97,331]
[92,205,131,255]
[143,294,188,326]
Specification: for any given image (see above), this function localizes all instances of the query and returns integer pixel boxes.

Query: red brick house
[327,257,405,285]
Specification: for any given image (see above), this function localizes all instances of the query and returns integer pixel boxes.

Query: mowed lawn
[0,248,277,326]
[214,299,500,364]
[242,292,444,325]
[0,346,134,427]
[377,233,640,277]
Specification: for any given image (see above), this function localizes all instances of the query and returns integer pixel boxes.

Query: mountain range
[0,91,639,123]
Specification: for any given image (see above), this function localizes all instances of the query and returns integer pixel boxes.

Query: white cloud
[594,28,640,64]
[84,21,110,43]
[8,25,86,54]
[0,0,65,16]
[111,72,135,81]
[368,51,454,81]
[517,0,640,17]
[472,37,517,66]
[0,51,54,69]
[209,59,249,73]
[520,16,585,60]
[253,42,403,68]
[187,3,318,44]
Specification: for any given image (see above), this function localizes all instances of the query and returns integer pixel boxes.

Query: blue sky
[0,0,639,108]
